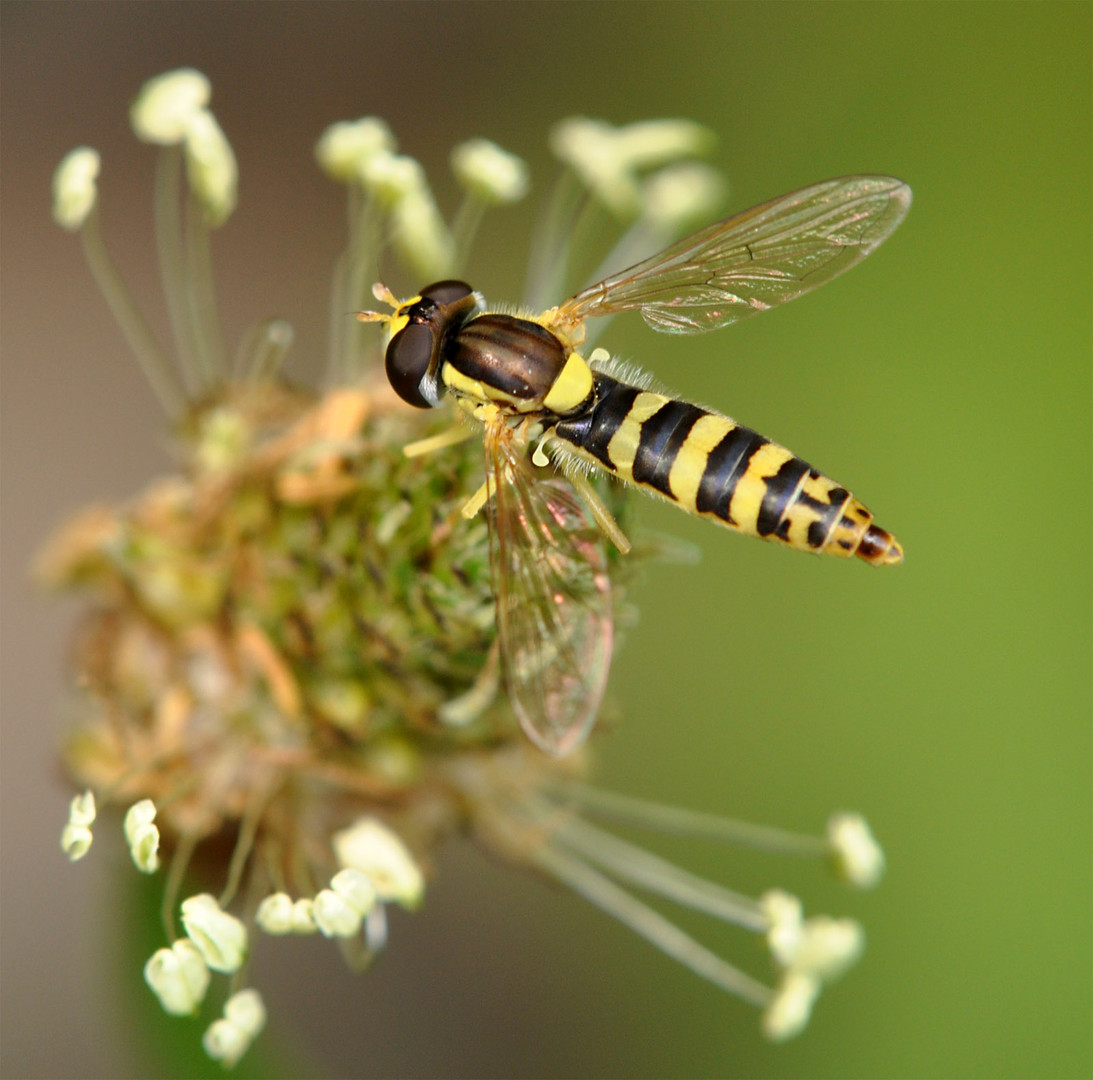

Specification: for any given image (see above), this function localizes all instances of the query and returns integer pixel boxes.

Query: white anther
[52,148,101,230]
[203,988,266,1068]
[131,68,211,145]
[123,798,160,873]
[60,789,98,860]
[451,138,529,204]
[333,817,425,909]
[828,812,885,889]
[315,117,396,182]
[762,971,821,1041]
[144,938,211,1016]
[312,887,363,938]
[180,893,248,973]
[255,892,294,935]
[183,109,237,225]
[330,867,377,916]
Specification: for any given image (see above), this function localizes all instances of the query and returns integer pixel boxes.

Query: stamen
[332,817,425,909]
[827,813,885,889]
[60,789,97,861]
[219,783,275,908]
[182,109,237,227]
[154,146,201,394]
[560,783,830,858]
[52,147,100,230]
[144,938,211,1016]
[183,184,227,383]
[203,988,266,1068]
[255,892,294,935]
[340,186,382,377]
[762,972,821,1041]
[235,318,294,383]
[123,799,161,873]
[161,830,199,941]
[551,812,765,930]
[180,893,248,972]
[524,167,582,311]
[533,842,773,1008]
[450,138,529,271]
[72,201,183,413]
[314,118,396,183]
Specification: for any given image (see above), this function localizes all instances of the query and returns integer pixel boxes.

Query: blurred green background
[2,3,1089,1077]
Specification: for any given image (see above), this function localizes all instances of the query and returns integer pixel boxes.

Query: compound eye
[420,280,473,306]
[385,322,435,408]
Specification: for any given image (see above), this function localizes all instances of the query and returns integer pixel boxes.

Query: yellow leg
[460,473,497,519]
[566,470,631,554]
[403,425,475,458]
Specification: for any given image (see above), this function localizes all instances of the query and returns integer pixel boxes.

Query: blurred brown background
[3,3,1090,1078]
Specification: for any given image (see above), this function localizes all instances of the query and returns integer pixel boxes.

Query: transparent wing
[483,418,613,756]
[555,176,911,335]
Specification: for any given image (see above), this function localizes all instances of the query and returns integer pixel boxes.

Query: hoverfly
[360,175,910,756]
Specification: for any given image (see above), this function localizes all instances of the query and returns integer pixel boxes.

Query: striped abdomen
[553,374,902,565]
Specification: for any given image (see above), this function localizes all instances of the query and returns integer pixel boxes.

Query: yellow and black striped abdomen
[553,375,902,565]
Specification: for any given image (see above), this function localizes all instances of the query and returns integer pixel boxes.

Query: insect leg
[403,425,476,458]
[565,469,631,554]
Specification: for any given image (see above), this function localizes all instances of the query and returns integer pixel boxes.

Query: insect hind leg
[561,465,631,555]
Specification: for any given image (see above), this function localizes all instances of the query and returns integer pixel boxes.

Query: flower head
[48,69,886,1066]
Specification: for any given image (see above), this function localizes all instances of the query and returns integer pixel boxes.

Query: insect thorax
[442,313,594,418]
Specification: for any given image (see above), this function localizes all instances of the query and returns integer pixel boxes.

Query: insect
[359,175,911,756]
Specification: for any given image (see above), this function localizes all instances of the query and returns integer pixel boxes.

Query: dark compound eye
[420,280,473,306]
[385,322,435,408]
